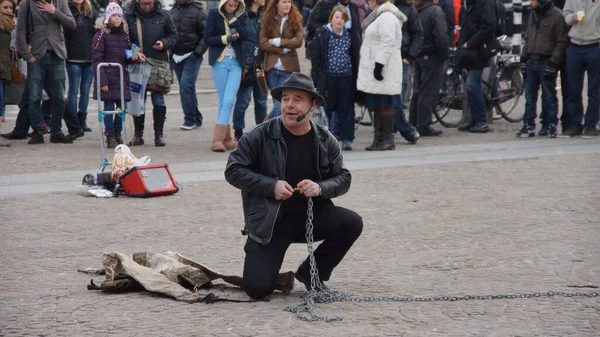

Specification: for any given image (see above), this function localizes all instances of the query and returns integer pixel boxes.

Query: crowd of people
[0,0,598,149]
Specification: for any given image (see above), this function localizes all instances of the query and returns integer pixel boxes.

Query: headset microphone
[296,103,314,122]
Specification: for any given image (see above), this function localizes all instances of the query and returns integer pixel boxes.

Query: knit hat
[104,2,123,24]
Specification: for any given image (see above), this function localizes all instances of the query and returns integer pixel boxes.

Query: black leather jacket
[225,118,351,245]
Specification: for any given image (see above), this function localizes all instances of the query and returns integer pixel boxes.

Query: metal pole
[512,0,522,55]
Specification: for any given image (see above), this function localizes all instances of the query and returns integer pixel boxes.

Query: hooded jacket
[357,1,407,96]
[91,21,133,102]
[395,0,424,61]
[170,0,207,56]
[521,2,569,66]
[123,0,178,62]
[416,0,450,61]
[224,118,351,245]
[563,0,600,45]
[204,0,249,66]
[64,3,97,62]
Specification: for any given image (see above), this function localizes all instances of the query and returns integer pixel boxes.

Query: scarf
[0,12,15,32]
[361,5,379,31]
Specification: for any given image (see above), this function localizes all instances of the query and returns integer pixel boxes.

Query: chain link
[284,198,600,322]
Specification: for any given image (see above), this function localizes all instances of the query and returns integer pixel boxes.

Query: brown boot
[223,124,237,150]
[211,124,227,152]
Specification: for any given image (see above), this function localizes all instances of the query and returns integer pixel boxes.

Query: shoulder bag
[136,16,172,94]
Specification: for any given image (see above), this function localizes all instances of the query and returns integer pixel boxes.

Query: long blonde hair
[72,0,93,16]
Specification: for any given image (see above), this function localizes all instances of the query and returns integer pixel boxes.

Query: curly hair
[262,0,302,30]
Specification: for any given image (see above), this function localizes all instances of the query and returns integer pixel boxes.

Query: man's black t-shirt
[281,125,316,214]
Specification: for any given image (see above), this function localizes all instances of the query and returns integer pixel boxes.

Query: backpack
[493,0,506,37]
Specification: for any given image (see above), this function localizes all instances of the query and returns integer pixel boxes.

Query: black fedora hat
[270,72,324,106]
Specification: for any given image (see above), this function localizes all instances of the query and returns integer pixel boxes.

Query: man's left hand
[297,180,321,198]
[37,1,56,14]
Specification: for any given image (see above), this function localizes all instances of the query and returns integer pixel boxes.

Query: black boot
[365,112,382,151]
[114,127,123,145]
[153,106,166,147]
[105,129,118,148]
[128,114,145,146]
[372,114,395,151]
[78,112,92,132]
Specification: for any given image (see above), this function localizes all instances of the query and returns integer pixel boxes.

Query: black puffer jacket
[457,0,496,69]
[417,1,450,61]
[225,118,351,245]
[395,0,424,61]
[64,3,97,62]
[306,0,362,58]
[124,0,178,62]
[170,0,207,56]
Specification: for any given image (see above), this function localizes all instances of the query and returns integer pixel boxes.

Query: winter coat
[205,0,250,66]
[224,118,351,245]
[357,2,407,96]
[123,0,177,62]
[521,3,569,67]
[563,0,600,45]
[0,28,11,81]
[16,0,76,61]
[64,3,97,62]
[306,0,362,52]
[417,1,450,61]
[260,11,303,72]
[91,24,132,102]
[395,0,424,61]
[170,0,208,56]
[310,25,360,99]
[437,0,455,43]
[457,0,496,69]
[240,7,263,67]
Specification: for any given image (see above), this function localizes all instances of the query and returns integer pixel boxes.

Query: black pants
[242,204,363,300]
[409,57,445,128]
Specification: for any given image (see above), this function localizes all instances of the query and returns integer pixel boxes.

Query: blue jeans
[211,57,242,125]
[266,68,291,118]
[325,75,355,142]
[566,44,600,128]
[466,69,486,123]
[27,53,67,134]
[172,55,203,126]
[523,61,558,128]
[145,91,165,107]
[233,81,268,130]
[0,79,6,118]
[66,62,93,115]
[103,100,123,131]
[393,95,417,136]
[400,62,410,105]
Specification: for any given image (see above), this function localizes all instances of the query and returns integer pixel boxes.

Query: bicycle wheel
[493,64,525,123]
[434,69,468,128]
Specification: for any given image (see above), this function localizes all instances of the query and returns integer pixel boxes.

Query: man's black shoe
[68,130,85,140]
[1,131,27,140]
[50,133,74,144]
[417,126,443,137]
[295,268,329,292]
[28,132,44,144]
[457,121,475,132]
[469,122,489,133]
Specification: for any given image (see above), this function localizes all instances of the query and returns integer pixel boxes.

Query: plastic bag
[311,105,329,129]
[111,145,151,180]
[128,63,151,117]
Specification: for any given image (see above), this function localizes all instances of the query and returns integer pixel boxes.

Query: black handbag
[455,47,479,69]
[240,46,260,88]
[480,38,502,60]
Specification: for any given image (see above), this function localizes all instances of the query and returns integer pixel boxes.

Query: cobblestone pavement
[1,48,599,336]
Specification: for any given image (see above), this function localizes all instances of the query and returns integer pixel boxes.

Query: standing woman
[260,0,303,119]
[205,0,250,152]
[65,0,97,133]
[357,0,406,151]
[0,0,15,147]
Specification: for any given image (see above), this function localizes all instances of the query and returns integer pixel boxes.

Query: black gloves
[544,61,558,80]
[374,62,384,81]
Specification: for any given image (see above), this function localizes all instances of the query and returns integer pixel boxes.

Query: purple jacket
[92,24,132,102]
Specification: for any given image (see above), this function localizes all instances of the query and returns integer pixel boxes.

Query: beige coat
[357,2,406,96]
[260,15,303,72]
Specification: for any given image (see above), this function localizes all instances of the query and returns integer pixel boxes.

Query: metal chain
[284,198,600,323]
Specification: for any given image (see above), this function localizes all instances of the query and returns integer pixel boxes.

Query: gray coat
[16,0,76,61]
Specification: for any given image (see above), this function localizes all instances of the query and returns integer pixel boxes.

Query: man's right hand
[101,85,109,92]
[274,180,294,200]
[27,57,36,63]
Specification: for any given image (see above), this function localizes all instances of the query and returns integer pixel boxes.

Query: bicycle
[435,35,525,127]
